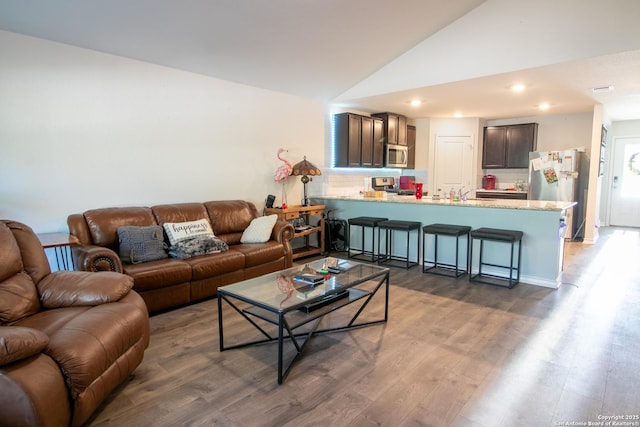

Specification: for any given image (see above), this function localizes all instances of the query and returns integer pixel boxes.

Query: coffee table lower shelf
[243,288,368,329]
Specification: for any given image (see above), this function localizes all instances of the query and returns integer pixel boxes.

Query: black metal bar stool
[377,220,421,269]
[422,223,471,277]
[348,216,388,262]
[469,227,523,288]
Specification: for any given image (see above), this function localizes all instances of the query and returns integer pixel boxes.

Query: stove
[371,177,395,191]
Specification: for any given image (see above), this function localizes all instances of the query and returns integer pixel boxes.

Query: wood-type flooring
[87,226,640,427]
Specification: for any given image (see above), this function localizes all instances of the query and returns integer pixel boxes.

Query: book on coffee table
[293,273,325,285]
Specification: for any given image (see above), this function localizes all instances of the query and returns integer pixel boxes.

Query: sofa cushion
[233,241,286,268]
[84,207,157,250]
[184,250,246,281]
[117,225,168,264]
[240,214,278,243]
[0,326,49,366]
[123,258,192,292]
[37,271,134,308]
[151,202,209,227]
[43,302,148,400]
[0,222,24,283]
[204,200,259,244]
[0,272,41,324]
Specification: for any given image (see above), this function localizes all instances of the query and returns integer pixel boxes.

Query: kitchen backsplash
[308,169,428,196]
[483,169,529,189]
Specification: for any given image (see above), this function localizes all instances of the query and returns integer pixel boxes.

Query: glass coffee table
[217,257,390,384]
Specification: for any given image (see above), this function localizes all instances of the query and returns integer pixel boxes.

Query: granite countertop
[313,194,576,212]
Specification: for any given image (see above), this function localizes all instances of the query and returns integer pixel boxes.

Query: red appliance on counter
[482,174,496,190]
[399,176,416,190]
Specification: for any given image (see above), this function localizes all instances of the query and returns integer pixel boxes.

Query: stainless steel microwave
[385,144,409,168]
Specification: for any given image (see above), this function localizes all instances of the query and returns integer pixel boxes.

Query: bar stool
[422,223,471,277]
[377,220,421,269]
[348,216,388,262]
[469,227,523,288]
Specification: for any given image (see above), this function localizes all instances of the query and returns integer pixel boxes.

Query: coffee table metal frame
[217,258,390,384]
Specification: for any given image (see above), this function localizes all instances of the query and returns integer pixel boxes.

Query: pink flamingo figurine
[274,148,292,208]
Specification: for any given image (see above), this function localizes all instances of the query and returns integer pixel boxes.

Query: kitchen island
[312,194,576,288]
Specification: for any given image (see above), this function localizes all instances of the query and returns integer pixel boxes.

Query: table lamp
[291,156,321,206]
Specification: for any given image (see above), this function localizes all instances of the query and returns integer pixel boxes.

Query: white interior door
[610,136,640,227]
[433,135,473,197]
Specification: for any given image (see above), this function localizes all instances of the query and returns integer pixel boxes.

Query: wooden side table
[266,204,325,260]
[37,233,79,271]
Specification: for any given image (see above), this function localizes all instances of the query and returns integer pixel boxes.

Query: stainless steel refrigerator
[528,149,589,240]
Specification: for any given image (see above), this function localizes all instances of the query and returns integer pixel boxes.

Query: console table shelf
[266,204,325,259]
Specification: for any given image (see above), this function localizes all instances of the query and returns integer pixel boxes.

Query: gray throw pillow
[117,225,168,264]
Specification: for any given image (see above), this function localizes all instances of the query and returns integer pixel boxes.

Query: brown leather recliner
[0,220,150,427]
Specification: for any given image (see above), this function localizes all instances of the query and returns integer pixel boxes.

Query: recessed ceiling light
[511,84,526,92]
[410,99,422,107]
[454,112,463,118]
[538,102,550,110]
[592,85,614,93]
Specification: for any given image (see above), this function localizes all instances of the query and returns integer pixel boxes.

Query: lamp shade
[291,156,321,177]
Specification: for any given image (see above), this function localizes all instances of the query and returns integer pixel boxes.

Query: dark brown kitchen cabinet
[372,117,384,167]
[398,115,407,145]
[482,123,538,169]
[334,113,384,168]
[476,191,528,200]
[406,124,416,169]
[372,112,407,145]
[361,116,374,167]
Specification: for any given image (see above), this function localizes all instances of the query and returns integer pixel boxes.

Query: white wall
[0,31,326,232]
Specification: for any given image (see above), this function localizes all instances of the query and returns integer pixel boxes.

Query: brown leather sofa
[68,200,295,313]
[0,220,150,427]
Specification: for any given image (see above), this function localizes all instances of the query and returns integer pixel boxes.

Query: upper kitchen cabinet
[372,112,408,145]
[406,124,416,169]
[482,123,538,169]
[334,113,384,168]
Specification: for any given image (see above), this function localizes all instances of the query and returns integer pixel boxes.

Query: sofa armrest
[272,220,294,268]
[37,271,134,308]
[272,220,295,243]
[0,354,71,427]
[72,245,123,273]
[0,327,49,366]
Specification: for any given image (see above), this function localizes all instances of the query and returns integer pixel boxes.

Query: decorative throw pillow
[163,219,215,246]
[240,214,278,243]
[168,236,229,259]
[117,225,168,264]
[0,326,49,366]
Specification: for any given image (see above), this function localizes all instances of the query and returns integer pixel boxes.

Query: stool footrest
[348,217,388,263]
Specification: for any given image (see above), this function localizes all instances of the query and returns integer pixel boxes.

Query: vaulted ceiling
[1,0,639,121]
